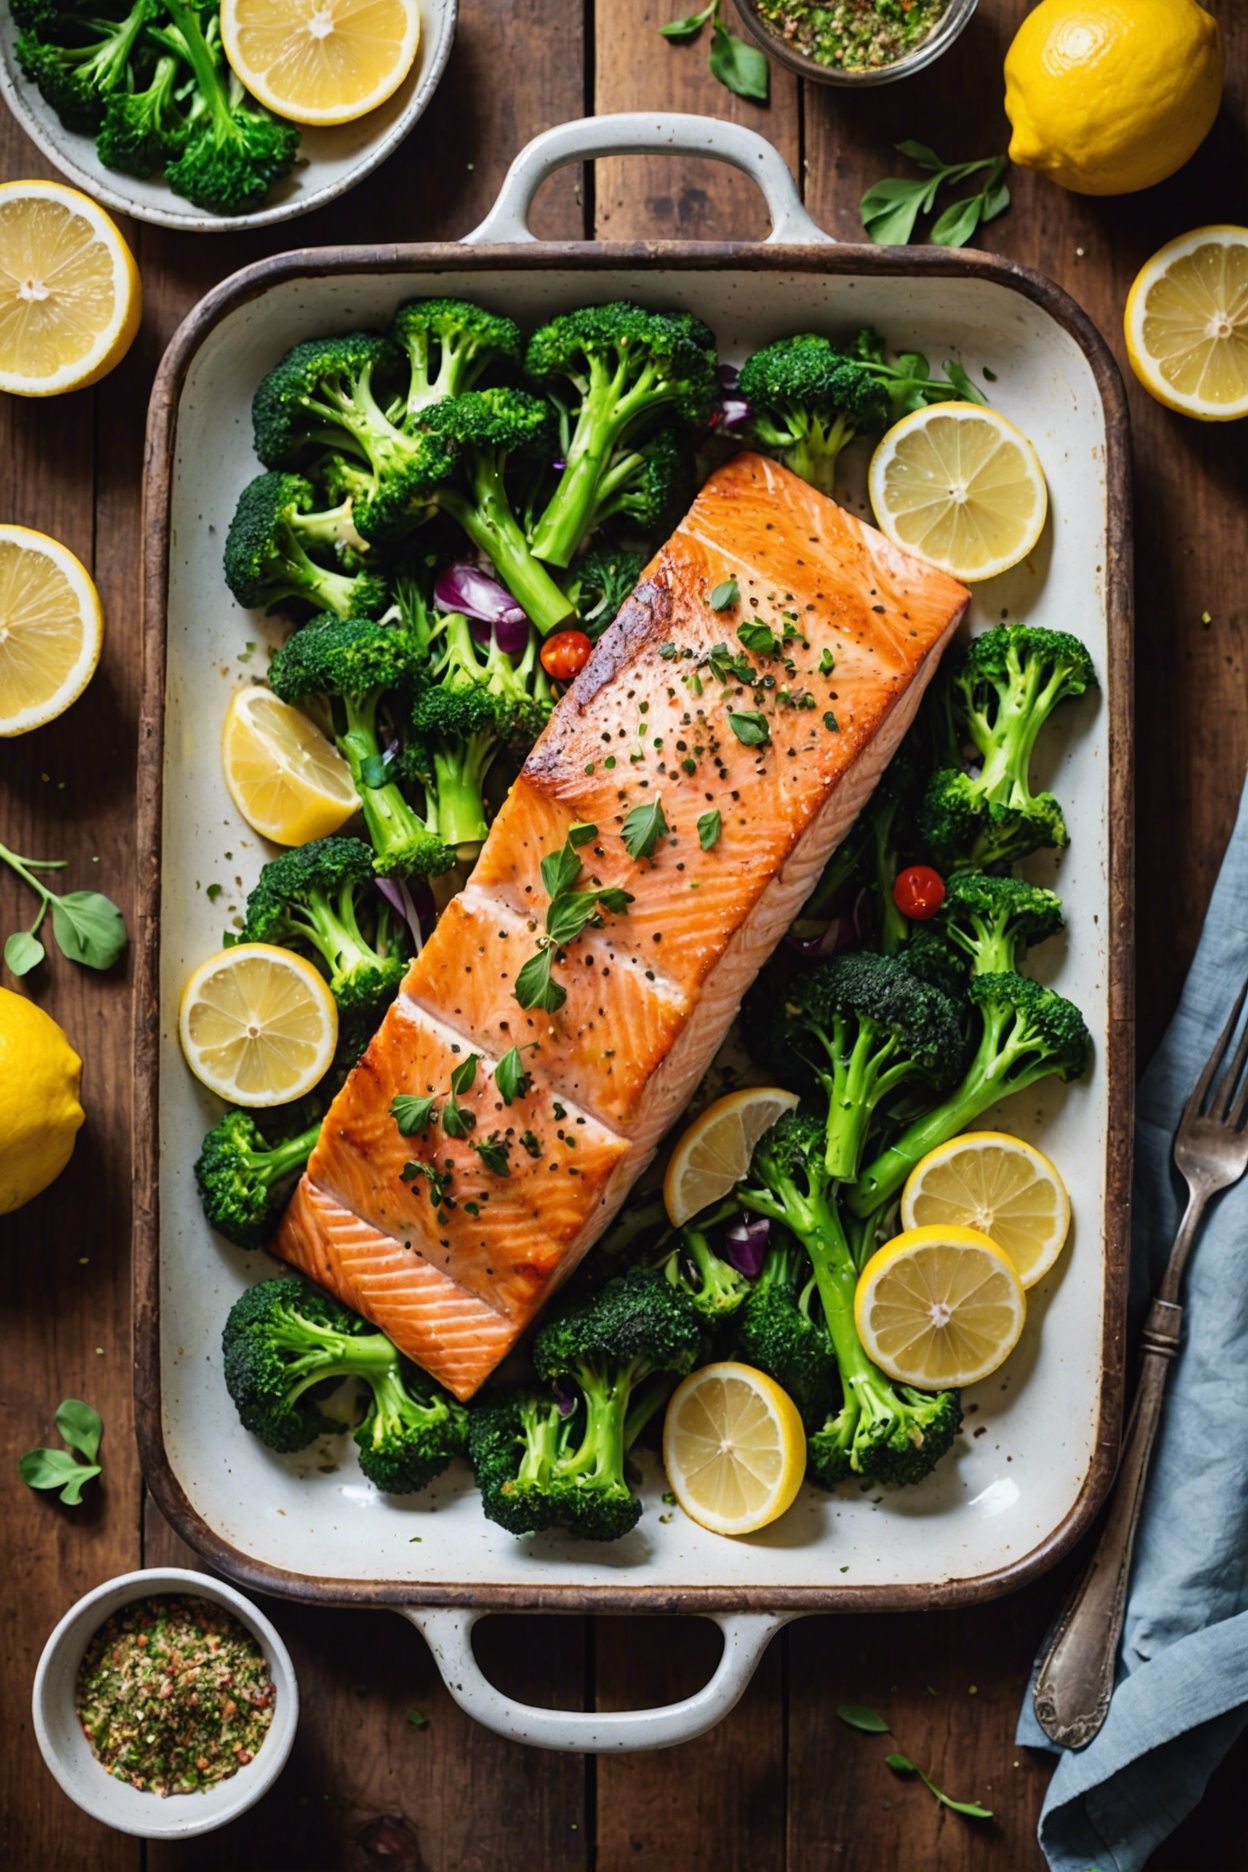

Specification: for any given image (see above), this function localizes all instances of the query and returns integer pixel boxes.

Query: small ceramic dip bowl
[733,0,977,87]
[33,1567,298,1841]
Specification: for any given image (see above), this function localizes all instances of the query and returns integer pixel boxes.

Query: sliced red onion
[713,363,751,432]
[374,876,426,954]
[552,1378,578,1419]
[434,563,527,632]
[722,1216,770,1278]
[785,888,870,960]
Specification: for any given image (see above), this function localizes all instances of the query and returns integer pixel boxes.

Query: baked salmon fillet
[273,453,970,1398]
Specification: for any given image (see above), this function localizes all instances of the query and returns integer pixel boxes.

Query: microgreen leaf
[406,1707,430,1729]
[20,1399,104,1507]
[885,1753,992,1819]
[391,1094,436,1137]
[494,1046,530,1105]
[697,809,722,851]
[729,710,770,746]
[836,1703,890,1734]
[55,1399,102,1464]
[659,0,715,38]
[708,15,769,101]
[4,930,45,976]
[709,577,740,611]
[514,947,565,1014]
[861,143,1011,249]
[49,892,126,970]
[449,1054,479,1097]
[621,797,669,862]
[819,648,836,674]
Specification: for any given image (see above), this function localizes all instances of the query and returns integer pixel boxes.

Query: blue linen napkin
[1016,769,1248,1871]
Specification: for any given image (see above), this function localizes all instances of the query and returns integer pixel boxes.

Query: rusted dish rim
[136,236,1133,1616]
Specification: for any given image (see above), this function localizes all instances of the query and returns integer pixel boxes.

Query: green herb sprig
[514,824,634,1014]
[835,1700,992,1819]
[1,844,126,978]
[621,797,670,862]
[20,1399,103,1506]
[860,142,1010,249]
[660,3,769,103]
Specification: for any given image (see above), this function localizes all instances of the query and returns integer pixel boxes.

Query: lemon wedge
[663,1086,800,1226]
[1124,226,1248,421]
[900,1131,1071,1289]
[0,525,103,736]
[179,943,338,1106]
[855,1224,1027,1389]
[0,180,140,397]
[222,684,359,845]
[221,0,421,126]
[663,1362,806,1537]
[867,402,1048,583]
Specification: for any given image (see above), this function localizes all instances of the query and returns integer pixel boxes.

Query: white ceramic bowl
[32,1567,299,1840]
[0,0,456,232]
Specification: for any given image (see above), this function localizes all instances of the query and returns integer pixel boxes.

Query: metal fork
[1033,973,1248,1749]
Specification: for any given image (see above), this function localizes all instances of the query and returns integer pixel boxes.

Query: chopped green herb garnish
[729,709,770,746]
[621,797,670,861]
[709,576,739,611]
[697,809,722,850]
[391,1094,436,1137]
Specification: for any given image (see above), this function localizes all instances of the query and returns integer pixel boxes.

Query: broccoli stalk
[267,617,452,878]
[936,872,1064,977]
[160,0,299,215]
[195,1109,321,1249]
[242,836,409,1018]
[222,1276,467,1491]
[525,302,717,568]
[224,471,384,620]
[16,0,153,135]
[738,334,891,497]
[739,1114,961,1487]
[96,52,189,177]
[583,427,690,538]
[391,297,522,421]
[662,1225,748,1317]
[727,1234,835,1428]
[851,971,1093,1217]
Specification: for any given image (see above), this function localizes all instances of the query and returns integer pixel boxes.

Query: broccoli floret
[223,471,385,620]
[470,1272,703,1541]
[738,334,890,497]
[10,0,71,33]
[761,951,964,1182]
[898,924,968,1002]
[937,872,1064,976]
[242,835,409,1018]
[195,1108,321,1249]
[417,389,575,636]
[96,52,189,176]
[662,1226,748,1318]
[920,625,1097,869]
[391,297,522,421]
[727,1234,835,1428]
[566,544,644,640]
[525,302,717,567]
[222,1275,466,1489]
[852,971,1093,1216]
[849,328,988,419]
[159,0,299,214]
[16,0,153,134]
[739,1113,961,1487]
[267,617,452,878]
[584,426,691,538]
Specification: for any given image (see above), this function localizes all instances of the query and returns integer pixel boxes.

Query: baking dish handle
[399,1606,794,1751]
[465,112,831,247]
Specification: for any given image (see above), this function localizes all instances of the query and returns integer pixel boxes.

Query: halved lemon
[221,0,421,127]
[179,943,338,1106]
[855,1224,1027,1389]
[663,1362,806,1536]
[900,1131,1071,1290]
[0,525,103,736]
[867,403,1048,583]
[0,180,140,397]
[222,684,359,845]
[663,1085,800,1226]
[1124,226,1248,421]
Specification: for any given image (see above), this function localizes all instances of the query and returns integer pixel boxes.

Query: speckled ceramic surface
[0,0,455,231]
[138,117,1131,1749]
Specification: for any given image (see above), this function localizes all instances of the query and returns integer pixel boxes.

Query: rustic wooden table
[3,3,1246,1867]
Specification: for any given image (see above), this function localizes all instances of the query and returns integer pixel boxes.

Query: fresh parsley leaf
[621,797,669,861]
[449,1054,479,1097]
[568,821,598,848]
[494,1045,530,1105]
[697,809,721,851]
[541,842,583,902]
[474,1137,512,1177]
[729,710,770,746]
[709,577,740,611]
[401,1160,454,1207]
[515,947,565,1013]
[49,892,126,970]
[836,1703,890,1734]
[440,1099,475,1139]
[709,13,769,100]
[391,1094,436,1136]
[4,930,45,976]
[659,0,715,39]
[885,1753,992,1819]
[55,1399,102,1464]
[737,620,779,657]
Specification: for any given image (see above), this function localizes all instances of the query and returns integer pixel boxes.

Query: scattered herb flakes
[520,1129,542,1158]
[738,619,779,657]
[709,576,740,611]
[205,882,224,903]
[707,642,755,686]
[823,710,840,733]
[729,709,771,747]
[819,647,836,674]
[391,1094,436,1137]
[836,1703,890,1734]
[401,1161,454,1208]
[884,1753,993,1819]
[621,797,670,861]
[406,1708,430,1730]
[697,809,722,851]
[474,1137,512,1177]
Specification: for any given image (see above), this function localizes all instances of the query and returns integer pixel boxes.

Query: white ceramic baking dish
[137,113,1133,1751]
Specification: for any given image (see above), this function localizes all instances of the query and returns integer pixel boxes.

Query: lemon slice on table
[0,526,103,736]
[663,1362,806,1537]
[867,403,1048,583]
[1124,226,1248,421]
[179,943,338,1107]
[663,1086,800,1226]
[222,684,359,845]
[0,181,140,397]
[900,1132,1071,1290]
[855,1225,1027,1390]
[221,0,421,127]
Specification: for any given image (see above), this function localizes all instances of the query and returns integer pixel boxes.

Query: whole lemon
[1004,0,1223,196]
[0,986,84,1214]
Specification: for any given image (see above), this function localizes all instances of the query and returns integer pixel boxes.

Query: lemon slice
[0,180,140,397]
[663,1086,800,1226]
[0,525,103,736]
[867,403,1048,583]
[855,1225,1026,1389]
[900,1131,1071,1290]
[663,1361,806,1536]
[222,684,359,845]
[221,0,421,127]
[1124,226,1248,421]
[179,943,338,1107]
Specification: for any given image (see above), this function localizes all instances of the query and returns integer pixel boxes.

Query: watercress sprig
[660,2,770,104]
[1,842,126,978]
[860,142,1011,249]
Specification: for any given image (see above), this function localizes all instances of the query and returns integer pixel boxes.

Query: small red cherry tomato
[540,629,592,682]
[893,864,946,921]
